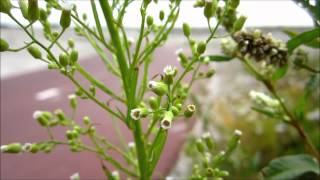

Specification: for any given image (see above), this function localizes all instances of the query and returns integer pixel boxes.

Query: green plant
[0,0,243,179]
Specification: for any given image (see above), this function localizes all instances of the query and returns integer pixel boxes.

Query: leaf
[202,55,234,62]
[251,106,277,118]
[148,129,167,175]
[262,154,320,180]
[287,28,320,54]
[272,64,289,81]
[283,29,320,48]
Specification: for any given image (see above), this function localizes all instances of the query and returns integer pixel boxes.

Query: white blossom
[130,108,141,120]
[70,172,80,180]
[33,111,43,119]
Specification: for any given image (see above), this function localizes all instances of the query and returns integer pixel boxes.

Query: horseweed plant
[0,0,243,179]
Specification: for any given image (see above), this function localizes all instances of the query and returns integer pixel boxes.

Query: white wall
[0,0,314,28]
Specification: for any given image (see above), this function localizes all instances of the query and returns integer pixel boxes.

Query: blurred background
[1,0,319,179]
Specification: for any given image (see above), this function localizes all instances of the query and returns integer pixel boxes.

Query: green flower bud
[30,144,39,153]
[54,109,66,122]
[184,104,196,118]
[74,125,82,134]
[148,96,159,110]
[193,0,205,7]
[60,2,73,29]
[229,0,240,9]
[159,10,165,21]
[202,132,215,150]
[83,116,91,125]
[28,0,40,21]
[197,41,206,55]
[27,45,42,59]
[147,16,153,26]
[176,50,188,65]
[160,111,174,129]
[171,106,179,116]
[1,143,22,153]
[0,0,12,14]
[82,13,87,21]
[206,69,216,78]
[204,1,213,19]
[66,130,74,140]
[183,23,191,37]
[68,94,77,109]
[130,108,149,120]
[70,50,78,64]
[112,171,120,180]
[217,170,229,177]
[68,38,75,48]
[48,63,59,70]
[89,85,96,96]
[33,111,52,126]
[163,65,177,84]
[39,8,47,21]
[19,0,29,19]
[148,81,168,96]
[227,129,242,153]
[196,139,206,153]
[206,168,214,177]
[233,15,247,32]
[0,38,9,52]
[59,52,69,67]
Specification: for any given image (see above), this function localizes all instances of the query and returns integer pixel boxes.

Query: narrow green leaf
[287,28,320,54]
[272,64,288,81]
[283,29,320,48]
[251,107,276,118]
[202,55,234,62]
[262,154,320,180]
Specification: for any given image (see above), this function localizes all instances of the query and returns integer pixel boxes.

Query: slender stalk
[7,42,34,52]
[90,0,105,41]
[48,28,66,50]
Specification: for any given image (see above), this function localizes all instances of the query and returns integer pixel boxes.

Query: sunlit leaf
[287,28,320,54]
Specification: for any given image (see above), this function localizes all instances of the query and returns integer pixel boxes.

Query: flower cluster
[190,130,242,179]
[232,30,289,67]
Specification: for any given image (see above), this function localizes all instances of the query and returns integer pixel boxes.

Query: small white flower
[60,1,74,11]
[202,132,211,139]
[163,65,177,76]
[160,119,172,129]
[175,48,183,55]
[148,81,157,90]
[249,90,280,108]
[128,37,135,44]
[128,142,135,148]
[220,151,226,155]
[1,145,8,153]
[22,143,32,152]
[68,94,76,100]
[112,171,119,177]
[234,129,242,136]
[187,104,196,112]
[130,108,141,120]
[70,172,80,180]
[33,111,43,119]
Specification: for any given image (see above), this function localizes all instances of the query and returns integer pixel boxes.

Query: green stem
[7,42,33,52]
[90,0,105,41]
[48,28,66,50]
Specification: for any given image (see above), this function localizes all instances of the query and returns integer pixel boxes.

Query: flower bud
[196,139,206,153]
[59,52,69,67]
[148,81,168,96]
[183,23,191,37]
[60,2,73,29]
[160,111,174,130]
[197,41,206,55]
[111,171,120,180]
[22,143,33,152]
[229,0,240,9]
[68,94,77,109]
[68,38,75,48]
[159,10,165,21]
[28,0,40,21]
[66,130,74,140]
[1,143,22,153]
[184,104,196,118]
[83,116,91,125]
[27,45,42,59]
[147,16,153,26]
[202,132,215,150]
[39,8,47,21]
[70,50,78,64]
[163,65,177,84]
[33,111,52,126]
[48,63,59,70]
[227,129,242,153]
[30,144,39,153]
[206,168,214,177]
[0,0,12,14]
[148,96,159,110]
[233,15,247,32]
[171,106,180,116]
[206,69,216,78]
[19,0,29,19]
[130,108,149,120]
[0,38,9,52]
[204,1,213,19]
[193,0,205,7]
